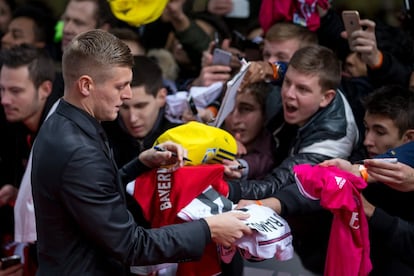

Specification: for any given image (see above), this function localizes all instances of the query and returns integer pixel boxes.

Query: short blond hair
[62,29,133,86]
[265,22,317,48]
[289,45,341,92]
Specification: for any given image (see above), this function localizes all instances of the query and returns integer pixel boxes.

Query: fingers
[364,158,397,169]
[348,20,377,57]
[160,141,188,165]
[319,158,343,167]
[217,214,252,246]
[359,19,376,30]
[205,211,252,247]
[236,199,256,208]
[199,65,231,86]
[141,141,188,168]
[223,166,242,179]
[221,38,231,50]
[230,210,250,220]
[208,40,216,54]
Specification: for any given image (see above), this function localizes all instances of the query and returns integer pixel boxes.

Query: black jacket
[31,100,211,275]
[364,185,414,275]
[318,8,412,88]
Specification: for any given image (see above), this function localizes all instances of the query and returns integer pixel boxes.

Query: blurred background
[12,0,413,28]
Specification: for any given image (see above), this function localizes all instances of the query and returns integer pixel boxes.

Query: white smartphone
[355,158,398,164]
[342,10,361,44]
[375,158,398,163]
[212,48,232,66]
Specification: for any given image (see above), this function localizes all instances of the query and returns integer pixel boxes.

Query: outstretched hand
[319,158,360,176]
[238,61,273,92]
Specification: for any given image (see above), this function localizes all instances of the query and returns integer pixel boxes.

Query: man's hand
[0,185,18,207]
[193,41,232,87]
[319,158,360,176]
[204,211,252,247]
[342,19,381,68]
[364,159,414,192]
[237,198,282,214]
[239,61,273,92]
[193,65,232,87]
[162,0,189,31]
[222,159,243,179]
[139,141,188,168]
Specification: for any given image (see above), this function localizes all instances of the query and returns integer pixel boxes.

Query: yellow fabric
[108,0,168,27]
[154,121,237,165]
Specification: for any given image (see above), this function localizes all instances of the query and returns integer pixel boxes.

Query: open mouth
[284,103,298,113]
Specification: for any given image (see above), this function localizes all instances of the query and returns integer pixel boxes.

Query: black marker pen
[153,145,192,162]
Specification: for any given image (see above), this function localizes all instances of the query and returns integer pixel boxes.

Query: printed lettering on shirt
[246,214,285,232]
[157,170,172,210]
[349,211,360,229]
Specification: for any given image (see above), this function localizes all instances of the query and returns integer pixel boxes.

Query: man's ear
[403,129,414,142]
[156,87,167,107]
[78,75,93,96]
[319,89,336,108]
[38,80,53,100]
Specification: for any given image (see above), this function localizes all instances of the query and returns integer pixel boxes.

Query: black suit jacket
[32,99,210,275]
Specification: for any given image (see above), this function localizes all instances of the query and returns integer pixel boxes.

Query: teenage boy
[320,85,414,275]
[227,45,359,274]
[103,55,178,168]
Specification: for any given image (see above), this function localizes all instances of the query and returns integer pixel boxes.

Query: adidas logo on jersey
[335,176,346,189]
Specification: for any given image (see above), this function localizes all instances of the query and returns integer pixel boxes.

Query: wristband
[268,62,279,80]
[206,105,218,117]
[255,200,263,206]
[359,165,368,182]
[369,51,383,70]
[267,61,288,84]
[205,106,217,123]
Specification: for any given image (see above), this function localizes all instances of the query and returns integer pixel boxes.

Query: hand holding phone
[342,10,361,44]
[212,48,232,66]
[1,255,21,270]
[354,158,398,164]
